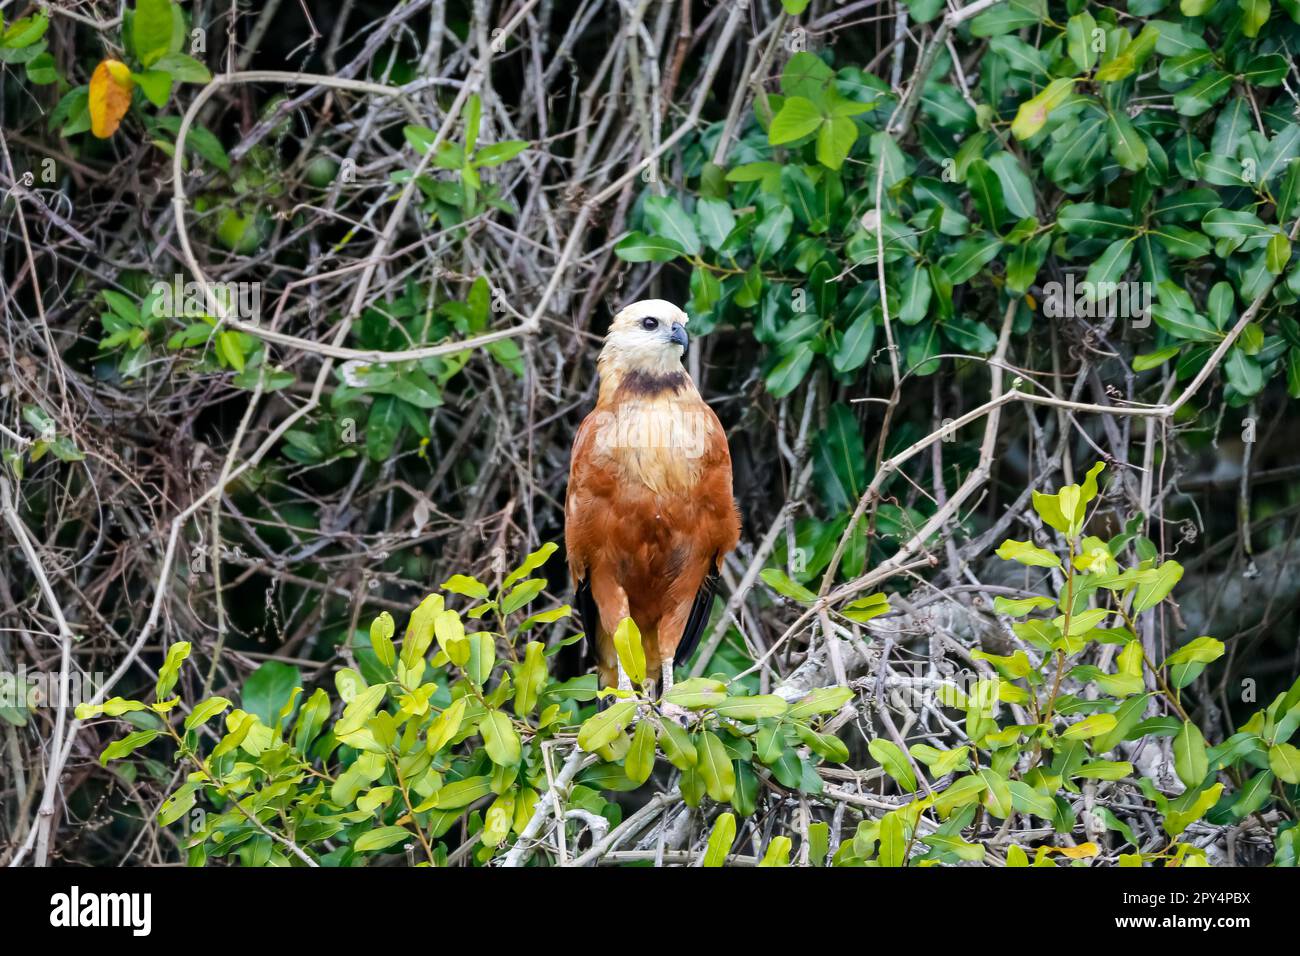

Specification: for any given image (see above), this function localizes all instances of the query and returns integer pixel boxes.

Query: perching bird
[565,299,741,711]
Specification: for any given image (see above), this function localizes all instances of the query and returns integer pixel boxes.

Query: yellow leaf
[90,59,134,138]
[1011,79,1075,141]
[1055,842,1099,859]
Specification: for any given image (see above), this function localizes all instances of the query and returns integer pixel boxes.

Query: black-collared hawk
[565,300,741,712]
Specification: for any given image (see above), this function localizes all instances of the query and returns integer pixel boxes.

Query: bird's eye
[641,317,659,331]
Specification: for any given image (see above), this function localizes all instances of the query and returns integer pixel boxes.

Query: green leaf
[1086,238,1135,289]
[157,783,199,827]
[796,724,849,762]
[1174,70,1231,117]
[626,719,656,784]
[769,96,823,145]
[133,69,173,107]
[644,195,701,256]
[933,774,987,817]
[816,114,858,170]
[2,14,49,49]
[1009,781,1057,819]
[665,677,727,709]
[698,731,736,802]
[758,835,792,866]
[365,394,402,461]
[659,720,698,770]
[479,709,521,767]
[354,826,412,853]
[979,769,1014,818]
[1267,232,1292,276]
[1072,760,1133,780]
[155,641,191,701]
[1107,111,1148,171]
[753,205,794,264]
[614,232,684,262]
[877,810,909,866]
[183,696,232,731]
[868,738,918,792]
[841,592,891,624]
[335,684,386,736]
[1057,203,1133,239]
[474,140,528,167]
[1066,12,1099,72]
[1011,79,1075,140]
[760,568,816,603]
[465,632,497,687]
[1061,713,1118,740]
[713,695,789,721]
[241,660,299,728]
[1270,742,1300,784]
[133,0,175,68]
[1240,0,1271,35]
[898,264,932,325]
[431,775,493,810]
[441,574,489,599]
[966,158,1009,230]
[788,686,852,720]
[1164,783,1223,836]
[1163,636,1224,669]
[987,152,1036,219]
[612,617,646,686]
[1132,561,1183,613]
[696,198,736,251]
[432,606,468,667]
[513,641,547,717]
[1232,771,1275,817]
[426,697,467,754]
[993,595,1056,616]
[702,811,737,866]
[1095,693,1151,753]
[1007,234,1050,294]
[577,700,637,752]
[1174,720,1209,788]
[153,53,211,84]
[765,349,814,398]
[100,730,161,765]
[995,539,1060,568]
[502,542,557,590]
[833,309,876,372]
[369,612,397,668]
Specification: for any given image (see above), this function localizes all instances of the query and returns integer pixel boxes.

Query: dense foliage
[84,480,1300,866]
[2,0,1298,866]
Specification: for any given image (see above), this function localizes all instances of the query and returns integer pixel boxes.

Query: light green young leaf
[868,738,918,792]
[612,617,646,686]
[995,539,1061,568]
[1174,720,1209,788]
[702,811,737,867]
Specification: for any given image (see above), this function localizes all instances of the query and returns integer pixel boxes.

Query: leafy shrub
[83,471,1300,866]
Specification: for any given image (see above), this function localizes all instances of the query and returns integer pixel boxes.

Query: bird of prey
[565,299,740,712]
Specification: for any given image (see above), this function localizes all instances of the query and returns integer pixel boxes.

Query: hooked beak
[669,323,689,351]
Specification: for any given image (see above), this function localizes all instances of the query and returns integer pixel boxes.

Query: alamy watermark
[150,274,261,321]
[1041,274,1152,326]
[50,887,151,936]
[0,667,105,711]
[593,403,710,459]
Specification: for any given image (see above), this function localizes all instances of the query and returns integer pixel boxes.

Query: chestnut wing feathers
[565,391,739,676]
